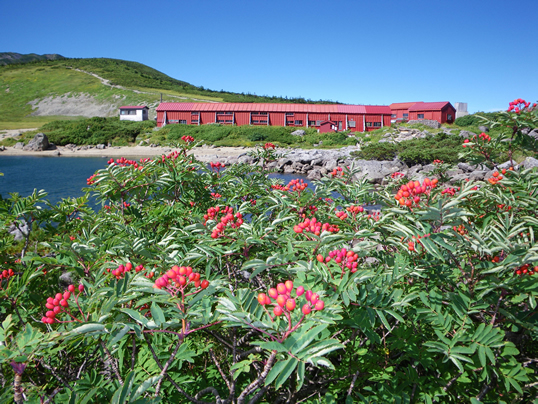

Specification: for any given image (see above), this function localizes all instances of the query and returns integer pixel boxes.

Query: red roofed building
[390,102,456,124]
[119,106,149,121]
[318,120,337,133]
[389,102,420,122]
[156,103,392,132]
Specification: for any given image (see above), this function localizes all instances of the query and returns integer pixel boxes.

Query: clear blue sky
[2,0,537,113]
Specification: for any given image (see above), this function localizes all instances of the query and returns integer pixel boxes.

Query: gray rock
[23,133,50,151]
[478,125,489,133]
[96,144,106,150]
[14,142,25,149]
[468,170,487,181]
[521,157,538,169]
[407,164,423,177]
[408,120,440,129]
[238,155,254,164]
[0,145,5,151]
[139,141,145,146]
[8,222,29,241]
[324,159,339,170]
[457,162,476,173]
[497,161,518,170]
[447,169,464,177]
[448,174,469,184]
[283,165,296,174]
[307,169,322,180]
[459,130,473,139]
[291,130,305,137]
[59,272,75,288]
[421,164,435,173]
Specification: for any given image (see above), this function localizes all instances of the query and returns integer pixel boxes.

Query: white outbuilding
[119,106,149,121]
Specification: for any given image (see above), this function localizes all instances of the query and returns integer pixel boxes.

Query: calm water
[0,156,312,206]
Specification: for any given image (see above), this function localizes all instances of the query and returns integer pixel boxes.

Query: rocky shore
[4,132,538,184]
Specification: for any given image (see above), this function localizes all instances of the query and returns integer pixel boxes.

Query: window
[366,122,373,127]
[316,120,322,126]
[373,122,381,127]
[348,121,356,128]
[403,113,408,118]
[286,113,294,116]
[253,112,268,116]
[179,120,187,124]
[448,114,453,120]
[217,119,225,123]
[192,112,199,115]
[295,120,303,126]
[253,120,267,124]
[391,114,397,118]
[418,114,424,119]
[120,110,127,115]
[308,121,316,126]
[286,121,294,125]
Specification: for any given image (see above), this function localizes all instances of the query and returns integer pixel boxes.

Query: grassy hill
[0,56,338,130]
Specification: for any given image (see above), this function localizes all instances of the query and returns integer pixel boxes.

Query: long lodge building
[156,103,393,132]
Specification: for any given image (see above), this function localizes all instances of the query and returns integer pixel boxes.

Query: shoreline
[0,144,257,162]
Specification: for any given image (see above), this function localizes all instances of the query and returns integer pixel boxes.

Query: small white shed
[119,106,149,121]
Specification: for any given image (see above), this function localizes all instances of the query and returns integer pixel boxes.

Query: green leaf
[120,309,149,327]
[150,303,165,327]
[109,325,130,347]
[290,324,328,355]
[72,323,106,335]
[274,358,298,390]
[130,375,163,400]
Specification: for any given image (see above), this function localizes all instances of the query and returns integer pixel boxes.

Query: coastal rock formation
[22,133,50,151]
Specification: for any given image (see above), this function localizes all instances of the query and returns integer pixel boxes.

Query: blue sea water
[0,156,312,206]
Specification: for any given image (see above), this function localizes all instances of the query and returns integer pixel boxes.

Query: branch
[39,359,73,392]
[100,341,123,386]
[209,348,231,391]
[237,350,277,404]
[155,339,183,397]
[143,334,213,404]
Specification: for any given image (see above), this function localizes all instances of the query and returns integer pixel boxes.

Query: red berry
[285,298,296,311]
[314,300,325,311]
[301,304,311,315]
[78,284,84,292]
[285,280,294,292]
[257,293,267,305]
[276,295,287,308]
[201,279,209,289]
[273,306,283,316]
[268,288,278,299]
[296,286,305,297]
[276,283,287,295]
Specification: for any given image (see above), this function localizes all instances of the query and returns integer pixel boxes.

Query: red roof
[390,102,420,110]
[364,105,392,114]
[408,102,453,111]
[156,103,370,114]
[120,105,148,109]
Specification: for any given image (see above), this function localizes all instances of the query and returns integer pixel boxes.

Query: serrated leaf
[150,303,165,327]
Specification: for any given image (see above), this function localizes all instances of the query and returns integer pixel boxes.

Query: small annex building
[318,120,337,133]
[390,102,456,124]
[155,103,392,132]
[119,106,149,122]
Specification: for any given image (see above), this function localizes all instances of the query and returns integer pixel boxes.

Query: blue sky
[2,0,537,113]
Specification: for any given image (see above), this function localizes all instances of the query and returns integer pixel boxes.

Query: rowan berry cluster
[508,98,536,113]
[497,204,512,211]
[407,233,431,252]
[153,265,209,292]
[317,247,359,274]
[488,171,504,185]
[394,178,438,208]
[433,159,444,164]
[257,280,325,317]
[514,264,537,276]
[271,179,308,194]
[331,167,343,177]
[203,206,244,238]
[367,211,381,221]
[0,268,15,289]
[107,157,142,168]
[264,142,276,150]
[453,224,468,235]
[211,192,222,199]
[335,210,348,220]
[391,172,405,179]
[441,186,459,196]
[293,217,339,236]
[181,135,194,143]
[210,162,225,172]
[41,284,85,324]
[347,205,365,216]
[86,174,97,185]
[106,262,147,279]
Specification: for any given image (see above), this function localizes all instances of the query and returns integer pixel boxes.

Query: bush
[354,133,463,164]
[41,117,156,146]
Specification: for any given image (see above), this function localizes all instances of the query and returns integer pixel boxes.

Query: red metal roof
[156,103,373,114]
[408,102,452,111]
[120,105,148,109]
[389,102,420,110]
[364,105,392,114]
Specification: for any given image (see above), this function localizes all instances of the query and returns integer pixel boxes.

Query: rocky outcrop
[22,133,50,151]
[407,120,441,129]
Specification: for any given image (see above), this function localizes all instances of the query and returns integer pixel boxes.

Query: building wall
[120,109,147,121]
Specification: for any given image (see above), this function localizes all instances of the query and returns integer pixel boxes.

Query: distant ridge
[0,52,66,66]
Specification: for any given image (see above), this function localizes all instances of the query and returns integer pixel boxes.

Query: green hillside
[0,57,338,129]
